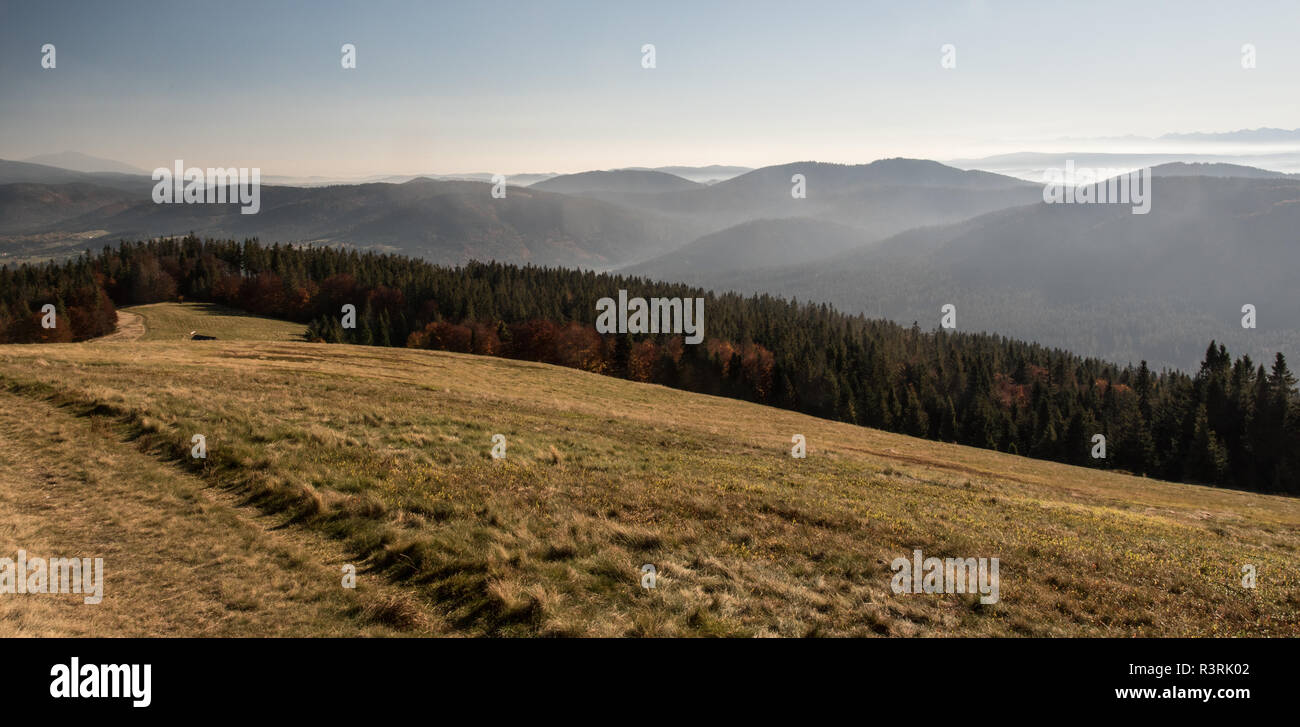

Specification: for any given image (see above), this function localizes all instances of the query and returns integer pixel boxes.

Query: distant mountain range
[1148,162,1299,179]
[0,157,1039,268]
[590,159,1041,249]
[21,151,148,175]
[531,169,704,198]
[625,217,872,281]
[948,152,1300,181]
[1159,127,1300,143]
[945,128,1300,181]
[4,153,754,188]
[693,170,1300,370]
[623,165,752,184]
[0,172,697,269]
[3,153,1298,370]
[0,159,151,190]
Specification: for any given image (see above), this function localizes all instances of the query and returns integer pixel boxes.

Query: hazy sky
[2,0,1298,177]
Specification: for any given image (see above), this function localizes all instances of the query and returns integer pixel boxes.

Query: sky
[2,0,1298,177]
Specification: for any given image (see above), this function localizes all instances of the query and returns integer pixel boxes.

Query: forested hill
[3,236,1297,494]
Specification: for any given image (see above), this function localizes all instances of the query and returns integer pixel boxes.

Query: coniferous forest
[2,236,1297,494]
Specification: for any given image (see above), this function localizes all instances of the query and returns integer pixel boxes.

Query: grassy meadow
[126,302,307,342]
[0,384,424,637]
[2,324,1298,637]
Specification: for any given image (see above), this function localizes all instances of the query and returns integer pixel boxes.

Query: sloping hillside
[0,182,140,233]
[1,335,1295,636]
[0,158,1039,267]
[531,169,703,197]
[22,152,148,175]
[0,176,696,268]
[710,176,1300,369]
[125,302,307,342]
[599,159,1040,251]
[625,217,873,281]
[0,386,432,636]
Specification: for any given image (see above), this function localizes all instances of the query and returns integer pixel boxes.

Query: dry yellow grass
[0,386,442,636]
[125,301,307,342]
[89,310,145,343]
[1,338,1297,636]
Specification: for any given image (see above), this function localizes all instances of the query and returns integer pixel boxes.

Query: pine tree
[378,309,392,347]
[1186,405,1229,484]
[902,385,928,437]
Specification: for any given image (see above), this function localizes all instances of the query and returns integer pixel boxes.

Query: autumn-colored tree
[628,339,659,382]
[8,236,1298,494]
[468,322,501,356]
[210,274,244,304]
[739,342,775,400]
[555,322,606,373]
[240,272,286,314]
[508,319,559,362]
[411,321,473,353]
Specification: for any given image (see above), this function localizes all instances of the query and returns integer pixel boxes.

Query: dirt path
[0,390,442,636]
[88,309,146,343]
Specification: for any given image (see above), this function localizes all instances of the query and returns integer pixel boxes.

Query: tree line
[2,236,1297,494]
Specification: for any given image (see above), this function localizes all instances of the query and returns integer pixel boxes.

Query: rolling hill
[0,176,697,268]
[603,160,1044,283]
[530,169,703,198]
[703,175,1300,370]
[124,302,308,341]
[0,158,1040,268]
[624,217,873,281]
[0,159,151,191]
[1,312,1297,636]
[0,182,140,232]
[625,165,752,184]
[950,152,1300,182]
[22,151,148,175]
[592,159,1041,253]
[1150,162,1300,179]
